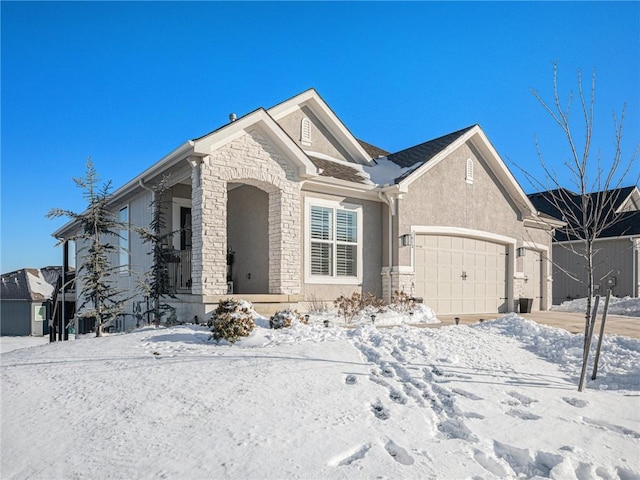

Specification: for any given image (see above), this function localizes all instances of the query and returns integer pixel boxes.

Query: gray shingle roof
[357,139,390,159]
[527,186,640,240]
[387,125,476,169]
[1,267,62,301]
[308,157,369,184]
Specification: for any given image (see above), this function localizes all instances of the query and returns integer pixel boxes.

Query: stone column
[191,156,228,296]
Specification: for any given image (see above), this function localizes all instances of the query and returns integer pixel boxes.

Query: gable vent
[465,158,474,184]
[300,117,312,146]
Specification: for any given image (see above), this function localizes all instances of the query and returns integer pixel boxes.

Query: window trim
[304,198,363,285]
[118,205,130,273]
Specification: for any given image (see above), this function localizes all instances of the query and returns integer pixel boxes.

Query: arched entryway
[226,183,270,294]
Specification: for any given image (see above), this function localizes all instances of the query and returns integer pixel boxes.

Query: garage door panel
[415,234,508,315]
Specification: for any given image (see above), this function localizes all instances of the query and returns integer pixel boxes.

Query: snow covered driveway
[2,316,639,479]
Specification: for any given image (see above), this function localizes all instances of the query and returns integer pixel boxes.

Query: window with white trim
[308,202,361,281]
[300,117,312,146]
[118,206,129,272]
[465,158,474,183]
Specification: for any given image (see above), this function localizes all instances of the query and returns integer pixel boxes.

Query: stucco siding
[393,142,553,311]
[277,107,352,162]
[399,144,522,251]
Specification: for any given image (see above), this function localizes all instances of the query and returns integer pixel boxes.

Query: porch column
[191,156,228,296]
[268,186,301,294]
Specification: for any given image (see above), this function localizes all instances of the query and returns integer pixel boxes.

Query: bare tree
[524,64,639,352]
[48,158,128,337]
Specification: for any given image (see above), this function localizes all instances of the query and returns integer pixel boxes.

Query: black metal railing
[168,249,192,291]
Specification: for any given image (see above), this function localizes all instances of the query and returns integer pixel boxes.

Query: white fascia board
[193,109,317,179]
[268,89,373,166]
[523,215,565,230]
[468,128,537,215]
[616,186,640,213]
[302,178,381,202]
[52,141,195,239]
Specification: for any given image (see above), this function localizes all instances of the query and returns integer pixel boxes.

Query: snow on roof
[363,156,415,186]
[26,270,55,300]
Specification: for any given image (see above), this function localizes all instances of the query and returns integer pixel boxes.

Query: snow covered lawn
[553,296,640,317]
[2,315,639,479]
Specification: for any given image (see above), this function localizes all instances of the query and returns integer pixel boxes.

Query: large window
[307,201,361,282]
[118,206,129,272]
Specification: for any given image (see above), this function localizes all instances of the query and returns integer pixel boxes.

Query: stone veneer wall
[191,129,302,296]
[381,268,417,303]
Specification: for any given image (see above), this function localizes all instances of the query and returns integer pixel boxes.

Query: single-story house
[53,89,559,321]
[0,267,60,336]
[528,186,640,303]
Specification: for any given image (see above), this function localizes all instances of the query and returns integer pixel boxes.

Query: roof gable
[192,108,317,179]
[386,125,536,216]
[268,89,373,165]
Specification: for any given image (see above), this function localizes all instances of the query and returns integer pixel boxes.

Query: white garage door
[415,235,508,315]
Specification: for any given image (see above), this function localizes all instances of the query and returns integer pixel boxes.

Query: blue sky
[1,1,639,273]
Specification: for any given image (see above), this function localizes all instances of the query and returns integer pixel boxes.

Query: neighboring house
[0,267,60,336]
[529,186,640,303]
[53,89,558,321]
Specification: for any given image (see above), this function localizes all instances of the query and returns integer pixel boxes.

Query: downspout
[633,238,639,298]
[379,191,398,301]
[139,179,155,198]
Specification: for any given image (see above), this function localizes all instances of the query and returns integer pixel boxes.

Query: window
[34,305,46,322]
[300,117,312,146]
[307,201,361,282]
[465,158,474,183]
[118,206,129,272]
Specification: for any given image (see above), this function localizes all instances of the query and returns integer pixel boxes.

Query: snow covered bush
[334,292,386,323]
[209,298,256,343]
[269,309,308,329]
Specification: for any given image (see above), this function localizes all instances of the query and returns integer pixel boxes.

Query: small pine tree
[47,158,128,337]
[136,175,177,327]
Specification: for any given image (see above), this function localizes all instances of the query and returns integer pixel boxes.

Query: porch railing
[168,249,192,292]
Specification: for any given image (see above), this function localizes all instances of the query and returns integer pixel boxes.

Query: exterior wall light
[400,234,413,247]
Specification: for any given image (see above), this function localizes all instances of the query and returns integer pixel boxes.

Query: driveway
[432,310,640,339]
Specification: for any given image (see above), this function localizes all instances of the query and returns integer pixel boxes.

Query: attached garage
[414,234,509,314]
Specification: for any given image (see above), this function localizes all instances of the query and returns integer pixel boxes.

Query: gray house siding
[552,238,638,303]
[0,301,32,336]
[0,300,49,336]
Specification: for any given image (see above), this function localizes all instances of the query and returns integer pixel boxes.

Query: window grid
[310,205,358,278]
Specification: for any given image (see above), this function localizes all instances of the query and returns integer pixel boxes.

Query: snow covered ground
[553,296,640,317]
[2,309,639,480]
